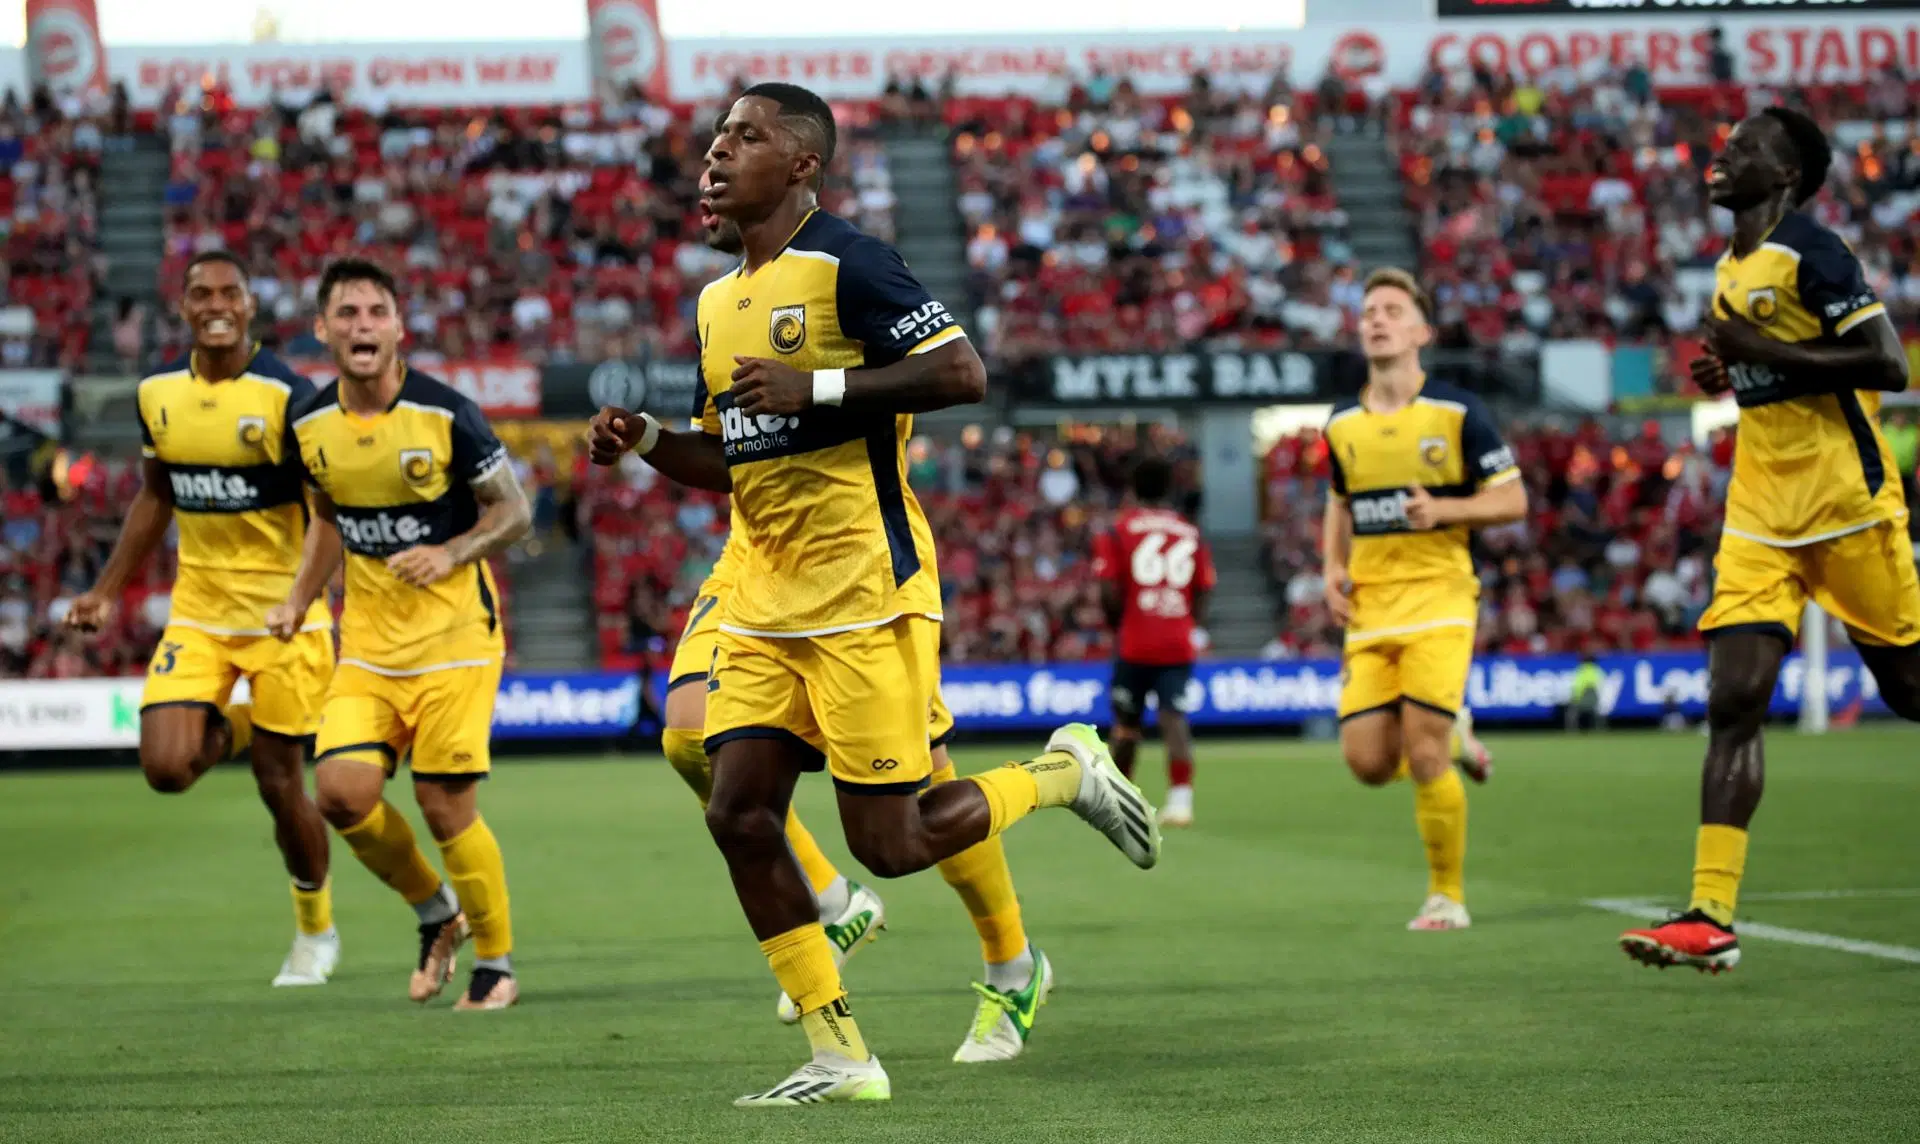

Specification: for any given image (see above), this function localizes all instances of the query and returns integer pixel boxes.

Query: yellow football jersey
[1712,211,1904,545]
[288,369,508,674]
[1326,379,1519,594]
[136,349,331,636]
[695,209,962,637]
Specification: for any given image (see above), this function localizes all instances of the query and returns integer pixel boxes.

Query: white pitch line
[1585,898,1920,965]
[1739,888,1920,902]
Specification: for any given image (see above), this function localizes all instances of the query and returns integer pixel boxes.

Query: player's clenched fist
[731,356,811,416]
[264,601,302,642]
[388,544,457,588]
[1324,572,1353,627]
[588,405,645,466]
[1689,352,1732,396]
[63,590,114,633]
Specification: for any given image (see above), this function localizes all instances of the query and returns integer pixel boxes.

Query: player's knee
[1109,721,1142,743]
[1340,737,1398,786]
[1705,677,1767,735]
[313,760,381,827]
[843,830,924,880]
[703,799,786,857]
[140,749,199,794]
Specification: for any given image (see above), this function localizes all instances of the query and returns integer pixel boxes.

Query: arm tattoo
[446,465,533,566]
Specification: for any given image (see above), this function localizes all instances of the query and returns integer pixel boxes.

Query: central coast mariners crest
[1420,436,1449,466]
[399,448,434,486]
[236,415,266,448]
[1746,286,1778,326]
[769,305,807,354]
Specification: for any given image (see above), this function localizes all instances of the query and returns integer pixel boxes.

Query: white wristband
[633,412,662,456]
[813,368,847,407]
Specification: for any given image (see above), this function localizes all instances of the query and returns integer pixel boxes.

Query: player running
[65,251,340,988]
[1321,268,1527,932]
[590,82,1158,1106]
[268,258,532,1009]
[1620,108,1917,974]
[654,203,1054,1063]
[1091,456,1214,827]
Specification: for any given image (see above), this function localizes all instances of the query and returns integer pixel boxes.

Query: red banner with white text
[0,16,1912,107]
[25,0,106,99]
[587,0,669,102]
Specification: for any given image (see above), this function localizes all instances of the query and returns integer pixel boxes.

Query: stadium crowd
[7,57,1920,679]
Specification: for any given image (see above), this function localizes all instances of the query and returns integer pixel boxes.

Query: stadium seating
[0,89,114,369]
[144,96,893,366]
[946,80,1353,360]
[1391,68,1920,390]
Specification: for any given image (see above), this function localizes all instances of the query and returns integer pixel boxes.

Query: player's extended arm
[1425,475,1528,528]
[280,489,342,618]
[95,457,176,594]
[67,457,175,630]
[839,339,988,414]
[587,406,731,493]
[1705,308,1910,394]
[445,466,533,567]
[1321,495,1354,626]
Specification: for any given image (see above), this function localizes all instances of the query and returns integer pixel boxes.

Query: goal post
[1799,600,1829,734]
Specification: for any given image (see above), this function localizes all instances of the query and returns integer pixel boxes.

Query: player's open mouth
[347,341,380,366]
[1705,164,1729,187]
[202,318,236,337]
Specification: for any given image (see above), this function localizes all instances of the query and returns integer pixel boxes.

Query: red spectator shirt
[1091,506,1216,666]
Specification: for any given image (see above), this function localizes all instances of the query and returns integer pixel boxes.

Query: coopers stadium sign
[1437,0,1920,18]
[2,15,1918,106]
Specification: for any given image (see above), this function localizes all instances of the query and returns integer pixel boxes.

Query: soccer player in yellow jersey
[590,83,1158,1105]
[1620,109,1916,974]
[1321,269,1527,933]
[267,259,532,1010]
[655,205,1052,1064]
[65,252,340,988]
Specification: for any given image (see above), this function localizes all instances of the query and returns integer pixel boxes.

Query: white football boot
[734,1055,891,1107]
[1407,893,1472,931]
[1049,723,1161,869]
[271,929,340,987]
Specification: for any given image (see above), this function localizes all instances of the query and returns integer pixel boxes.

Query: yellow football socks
[662,728,712,802]
[1413,768,1468,903]
[930,763,1028,963]
[338,800,443,906]
[966,750,1081,837]
[222,702,254,762]
[290,878,333,936]
[1690,824,1748,927]
[437,816,513,961]
[762,923,869,1061]
[785,812,843,898]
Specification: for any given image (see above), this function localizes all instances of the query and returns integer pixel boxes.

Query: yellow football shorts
[673,581,958,748]
[1338,580,1477,720]
[1700,523,1920,648]
[667,587,726,693]
[141,624,334,738]
[929,684,957,750]
[704,615,940,795]
[313,660,503,780]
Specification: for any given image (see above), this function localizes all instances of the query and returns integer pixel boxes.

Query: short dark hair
[316,258,398,312]
[184,250,248,287]
[1363,266,1433,323]
[1131,455,1173,503]
[741,81,837,168]
[1760,106,1832,206]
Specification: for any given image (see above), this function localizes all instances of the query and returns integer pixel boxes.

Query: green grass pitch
[2,730,1917,1143]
